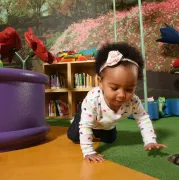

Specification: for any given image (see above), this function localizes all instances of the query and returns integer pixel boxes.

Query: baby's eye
[111,87,118,91]
[125,89,134,92]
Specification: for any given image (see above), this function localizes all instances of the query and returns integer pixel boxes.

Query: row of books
[49,73,66,89]
[74,73,93,88]
[48,100,69,117]
[47,73,94,89]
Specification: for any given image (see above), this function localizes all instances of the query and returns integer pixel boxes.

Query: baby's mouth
[115,100,124,104]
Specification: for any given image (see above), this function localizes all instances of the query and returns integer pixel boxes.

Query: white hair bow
[100,50,139,72]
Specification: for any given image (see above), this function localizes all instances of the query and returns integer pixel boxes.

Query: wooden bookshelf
[45,115,70,120]
[43,60,98,119]
[72,87,94,92]
[45,88,69,93]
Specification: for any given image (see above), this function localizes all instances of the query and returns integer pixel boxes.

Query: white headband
[100,50,139,72]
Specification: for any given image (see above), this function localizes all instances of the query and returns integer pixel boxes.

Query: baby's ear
[97,76,103,89]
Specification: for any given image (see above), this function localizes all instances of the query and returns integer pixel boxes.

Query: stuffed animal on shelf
[158,97,166,117]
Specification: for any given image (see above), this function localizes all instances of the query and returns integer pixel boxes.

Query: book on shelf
[74,73,93,88]
[48,100,69,117]
[49,73,66,89]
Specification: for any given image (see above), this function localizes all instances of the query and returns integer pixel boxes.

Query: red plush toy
[173,59,179,68]
[0,27,22,62]
[24,28,54,64]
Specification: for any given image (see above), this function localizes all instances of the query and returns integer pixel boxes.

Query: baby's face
[99,65,138,111]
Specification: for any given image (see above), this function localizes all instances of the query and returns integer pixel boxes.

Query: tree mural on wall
[24,0,48,36]
[0,0,178,72]
[47,0,112,19]
[0,0,178,97]
[0,0,113,46]
[0,0,52,69]
[50,0,179,72]
[0,0,49,35]
[0,0,23,20]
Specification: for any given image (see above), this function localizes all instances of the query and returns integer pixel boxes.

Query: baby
[67,42,167,162]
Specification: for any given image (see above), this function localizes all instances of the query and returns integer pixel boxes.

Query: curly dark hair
[95,42,144,79]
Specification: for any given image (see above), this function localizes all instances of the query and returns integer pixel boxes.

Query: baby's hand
[144,143,167,151]
[85,153,105,163]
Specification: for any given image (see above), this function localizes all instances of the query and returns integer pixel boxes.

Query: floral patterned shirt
[79,87,157,157]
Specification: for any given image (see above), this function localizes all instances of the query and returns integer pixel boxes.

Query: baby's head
[95,42,144,111]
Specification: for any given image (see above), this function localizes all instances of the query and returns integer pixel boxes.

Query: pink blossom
[50,0,179,72]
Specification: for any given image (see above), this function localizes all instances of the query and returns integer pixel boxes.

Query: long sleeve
[79,97,97,157]
[132,96,157,146]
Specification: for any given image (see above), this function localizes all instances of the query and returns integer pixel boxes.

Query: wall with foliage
[0,0,178,98]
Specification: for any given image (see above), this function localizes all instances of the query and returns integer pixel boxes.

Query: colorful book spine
[75,73,79,88]
[48,100,69,117]
[49,73,65,89]
[74,73,93,88]
[56,75,59,89]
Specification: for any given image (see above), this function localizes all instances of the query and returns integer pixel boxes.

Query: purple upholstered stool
[0,68,50,151]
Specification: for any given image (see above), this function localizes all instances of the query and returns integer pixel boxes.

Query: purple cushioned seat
[0,68,50,151]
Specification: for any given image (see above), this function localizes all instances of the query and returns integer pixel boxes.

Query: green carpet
[47,117,179,180]
[46,118,71,127]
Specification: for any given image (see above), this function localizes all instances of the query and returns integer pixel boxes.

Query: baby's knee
[67,131,80,143]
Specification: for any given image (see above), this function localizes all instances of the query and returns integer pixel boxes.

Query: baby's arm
[132,96,167,150]
[79,98,97,157]
[80,98,105,162]
[132,96,157,145]
[135,115,157,146]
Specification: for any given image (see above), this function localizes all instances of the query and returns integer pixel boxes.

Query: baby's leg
[92,127,117,143]
[67,103,82,143]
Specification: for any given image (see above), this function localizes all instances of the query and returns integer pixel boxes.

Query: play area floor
[0,126,156,180]
[46,117,179,180]
[97,117,179,180]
